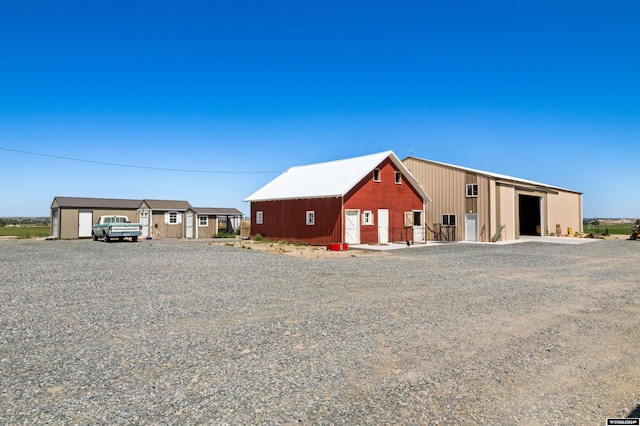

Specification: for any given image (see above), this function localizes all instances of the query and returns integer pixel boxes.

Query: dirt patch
[602,233,637,241]
[219,239,380,258]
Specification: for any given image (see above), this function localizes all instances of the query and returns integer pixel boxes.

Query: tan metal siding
[498,185,516,241]
[489,180,497,239]
[404,157,583,242]
[403,158,492,241]
[548,191,583,235]
[474,175,491,241]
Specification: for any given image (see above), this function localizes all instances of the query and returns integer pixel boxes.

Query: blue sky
[1,1,638,218]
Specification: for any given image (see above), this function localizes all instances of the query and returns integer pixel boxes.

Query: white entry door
[78,211,93,238]
[413,211,426,242]
[138,209,150,238]
[51,209,59,239]
[186,212,194,239]
[465,214,478,242]
[378,209,389,243]
[345,210,360,244]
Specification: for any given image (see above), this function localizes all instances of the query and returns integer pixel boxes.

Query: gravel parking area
[1,239,640,425]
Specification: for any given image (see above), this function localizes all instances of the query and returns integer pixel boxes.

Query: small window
[395,171,402,184]
[199,216,208,227]
[373,168,381,182]
[442,214,456,227]
[306,211,315,225]
[256,211,263,225]
[413,211,423,226]
[165,211,182,225]
[362,211,374,225]
[466,183,479,197]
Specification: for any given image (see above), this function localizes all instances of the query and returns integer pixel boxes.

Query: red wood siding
[250,198,343,245]
[249,157,426,246]
[344,158,425,244]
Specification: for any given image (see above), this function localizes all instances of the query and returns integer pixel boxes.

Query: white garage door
[78,211,93,238]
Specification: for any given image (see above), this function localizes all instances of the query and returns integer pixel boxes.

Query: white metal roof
[245,151,430,202]
[404,157,582,194]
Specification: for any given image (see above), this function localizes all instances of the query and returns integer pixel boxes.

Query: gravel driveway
[1,239,639,425]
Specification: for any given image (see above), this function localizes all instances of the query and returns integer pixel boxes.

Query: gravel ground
[1,239,639,425]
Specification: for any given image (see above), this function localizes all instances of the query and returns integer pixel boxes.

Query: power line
[0,146,281,174]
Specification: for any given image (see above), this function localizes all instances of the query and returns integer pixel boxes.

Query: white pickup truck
[92,215,142,242]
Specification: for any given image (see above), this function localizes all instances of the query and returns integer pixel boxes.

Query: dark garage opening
[519,195,541,236]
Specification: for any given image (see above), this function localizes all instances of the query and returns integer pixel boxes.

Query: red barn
[244,151,431,245]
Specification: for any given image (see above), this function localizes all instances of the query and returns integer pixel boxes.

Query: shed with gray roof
[50,196,143,239]
[51,196,244,240]
[187,207,244,238]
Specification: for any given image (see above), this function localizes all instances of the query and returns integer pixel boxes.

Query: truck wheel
[105,234,111,243]
[92,232,98,241]
[132,236,138,242]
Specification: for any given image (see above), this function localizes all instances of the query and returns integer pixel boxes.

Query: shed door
[138,209,150,238]
[465,214,478,242]
[186,212,194,239]
[51,209,59,239]
[413,211,426,242]
[345,210,360,244]
[78,211,93,238]
[378,209,389,243]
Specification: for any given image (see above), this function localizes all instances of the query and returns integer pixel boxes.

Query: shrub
[215,232,237,238]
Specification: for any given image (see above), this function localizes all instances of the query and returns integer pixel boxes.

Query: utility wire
[0,146,281,174]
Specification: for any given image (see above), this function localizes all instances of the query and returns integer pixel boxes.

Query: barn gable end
[245,151,430,245]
